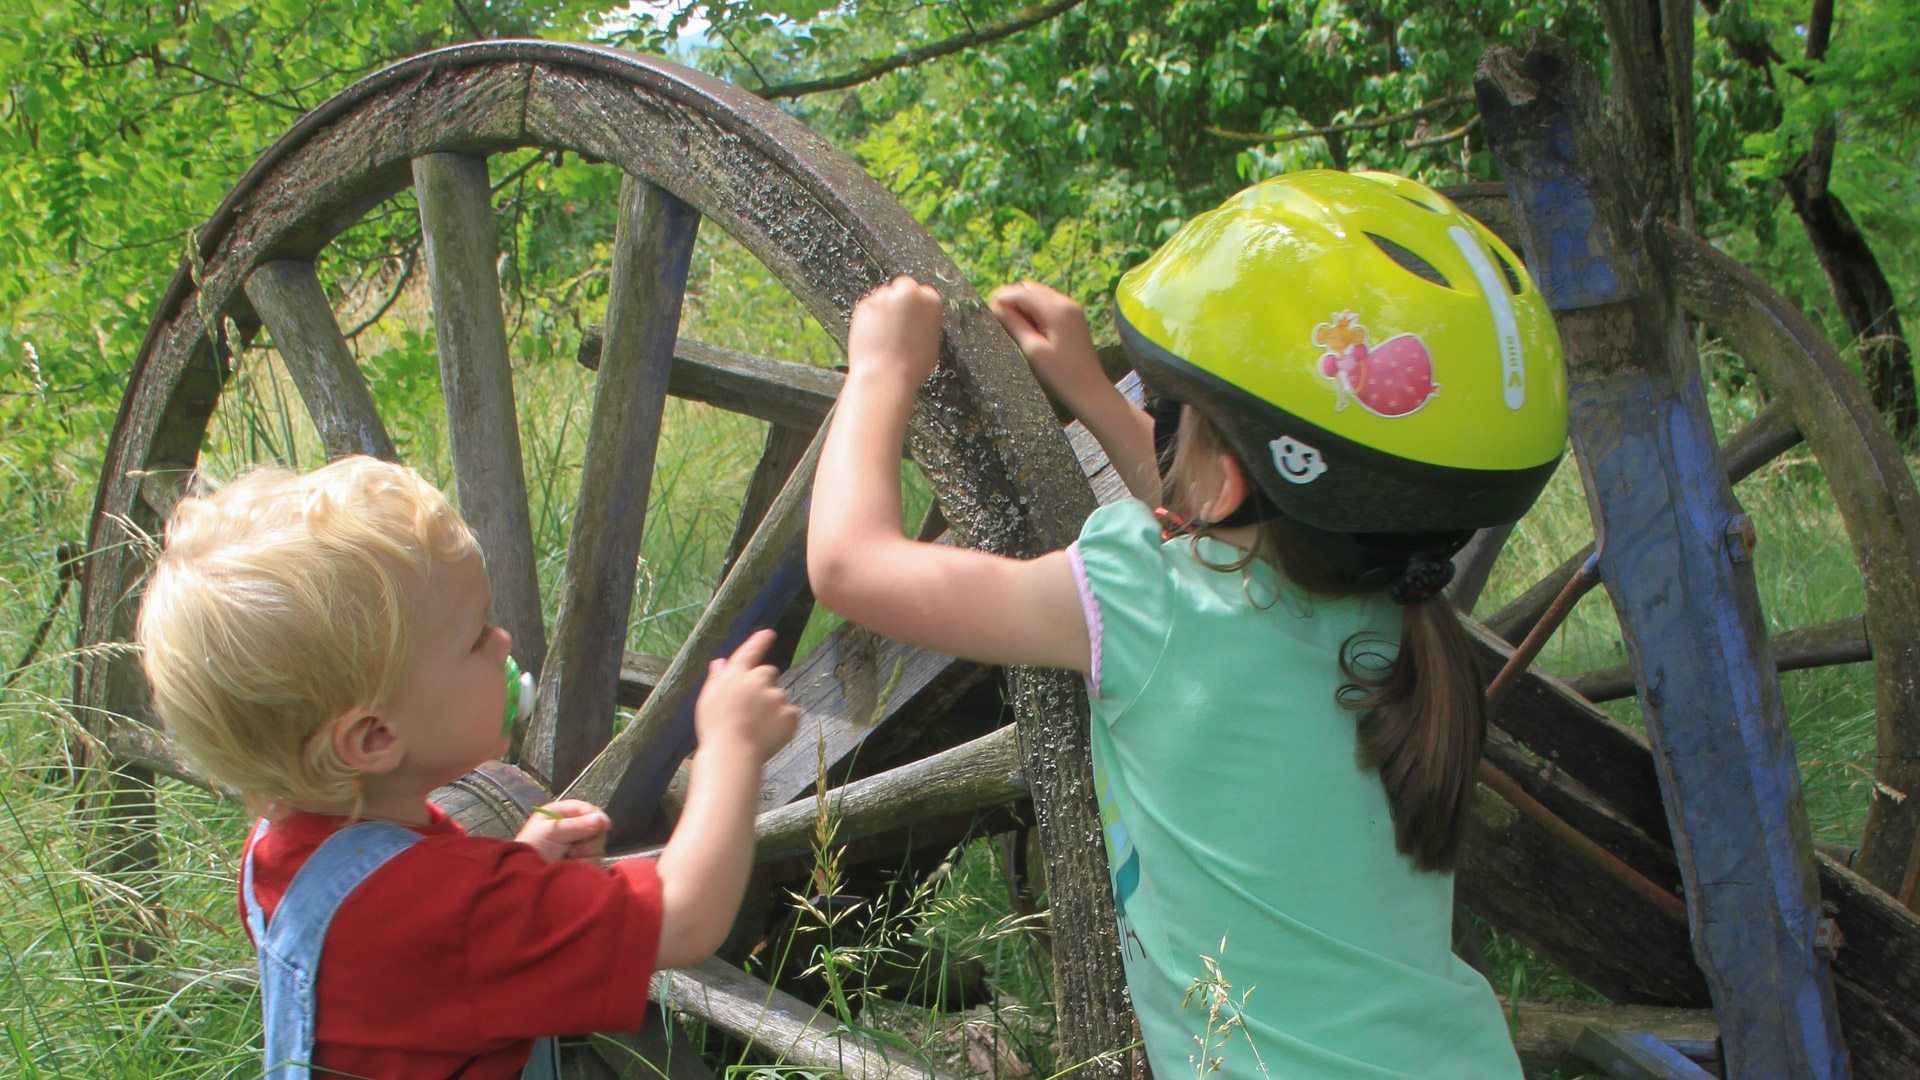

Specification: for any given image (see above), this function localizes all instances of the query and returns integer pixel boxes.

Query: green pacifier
[502,656,535,736]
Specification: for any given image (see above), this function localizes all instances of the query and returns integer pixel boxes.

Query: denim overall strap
[240,820,564,1080]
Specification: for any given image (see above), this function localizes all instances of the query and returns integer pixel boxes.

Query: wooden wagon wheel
[71,35,1920,1080]
[1440,185,1920,903]
[72,40,1129,1080]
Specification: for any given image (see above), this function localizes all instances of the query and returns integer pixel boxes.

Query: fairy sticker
[1313,311,1439,418]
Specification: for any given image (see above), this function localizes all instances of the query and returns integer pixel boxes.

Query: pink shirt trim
[1066,540,1103,700]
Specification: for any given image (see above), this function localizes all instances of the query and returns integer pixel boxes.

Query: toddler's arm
[654,629,799,967]
[808,278,1090,673]
[989,281,1160,502]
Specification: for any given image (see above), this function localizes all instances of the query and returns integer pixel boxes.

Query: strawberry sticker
[1313,311,1439,418]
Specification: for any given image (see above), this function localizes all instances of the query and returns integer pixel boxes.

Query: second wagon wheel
[74,40,1136,1077]
[1441,183,1920,906]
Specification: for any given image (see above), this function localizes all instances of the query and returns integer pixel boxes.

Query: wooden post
[1476,35,1849,1078]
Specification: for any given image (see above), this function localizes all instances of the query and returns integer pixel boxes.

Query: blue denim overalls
[241,819,561,1080]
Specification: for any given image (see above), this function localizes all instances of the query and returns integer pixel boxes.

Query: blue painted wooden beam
[1474,37,1849,1080]
[1575,1026,1720,1080]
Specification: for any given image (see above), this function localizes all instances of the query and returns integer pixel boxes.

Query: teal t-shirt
[1066,499,1520,1080]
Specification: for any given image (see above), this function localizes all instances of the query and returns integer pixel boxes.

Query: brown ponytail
[1338,598,1485,872]
[1167,406,1486,873]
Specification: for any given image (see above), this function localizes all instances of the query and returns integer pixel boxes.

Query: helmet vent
[1367,233,1451,288]
[1397,193,1443,214]
[1492,248,1524,295]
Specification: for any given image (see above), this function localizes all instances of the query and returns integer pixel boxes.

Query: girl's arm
[989,282,1160,503]
[808,278,1090,674]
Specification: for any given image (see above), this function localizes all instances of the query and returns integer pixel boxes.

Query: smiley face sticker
[1270,436,1328,484]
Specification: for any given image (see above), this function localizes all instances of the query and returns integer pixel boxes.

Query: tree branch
[1404,113,1480,148]
[754,0,1088,101]
[342,243,419,340]
[1207,94,1473,144]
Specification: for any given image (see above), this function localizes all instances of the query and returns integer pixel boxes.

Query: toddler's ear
[331,711,403,775]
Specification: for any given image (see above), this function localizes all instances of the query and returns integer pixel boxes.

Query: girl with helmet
[809,170,1566,1079]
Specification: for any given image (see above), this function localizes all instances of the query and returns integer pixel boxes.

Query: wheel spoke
[1449,523,1516,614]
[521,176,699,789]
[412,152,547,678]
[719,424,819,670]
[1485,400,1802,644]
[1567,615,1871,704]
[243,261,397,461]
[1719,399,1803,482]
[562,414,828,838]
[578,332,841,431]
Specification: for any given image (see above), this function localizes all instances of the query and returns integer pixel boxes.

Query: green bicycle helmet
[1117,170,1567,585]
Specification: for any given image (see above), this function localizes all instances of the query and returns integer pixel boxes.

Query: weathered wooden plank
[412,151,547,679]
[522,177,698,790]
[756,724,1022,862]
[1478,38,1845,1074]
[564,415,825,841]
[1569,615,1872,704]
[1574,1026,1719,1080]
[243,260,397,461]
[1483,727,1681,892]
[757,625,989,813]
[1458,783,1708,1006]
[616,651,671,709]
[653,957,960,1080]
[1817,855,1920,1076]
[1507,1000,1719,1076]
[1470,620,1674,844]
[578,331,843,433]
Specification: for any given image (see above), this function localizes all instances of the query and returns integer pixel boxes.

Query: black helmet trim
[1116,304,1562,535]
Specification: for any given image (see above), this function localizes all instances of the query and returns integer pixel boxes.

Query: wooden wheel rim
[76,41,1094,771]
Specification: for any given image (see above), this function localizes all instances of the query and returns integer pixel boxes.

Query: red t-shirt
[238,806,662,1080]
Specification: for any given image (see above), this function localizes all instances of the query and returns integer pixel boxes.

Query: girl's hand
[988,281,1105,406]
[515,799,611,862]
[847,276,943,388]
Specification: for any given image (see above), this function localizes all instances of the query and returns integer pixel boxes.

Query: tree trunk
[1595,0,1694,225]
[1782,0,1919,441]
[1782,157,1919,442]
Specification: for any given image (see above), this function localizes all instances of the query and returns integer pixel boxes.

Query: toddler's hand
[515,799,611,863]
[696,628,800,765]
[988,282,1104,403]
[847,276,943,388]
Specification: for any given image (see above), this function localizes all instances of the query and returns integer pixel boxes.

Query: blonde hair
[136,456,478,814]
